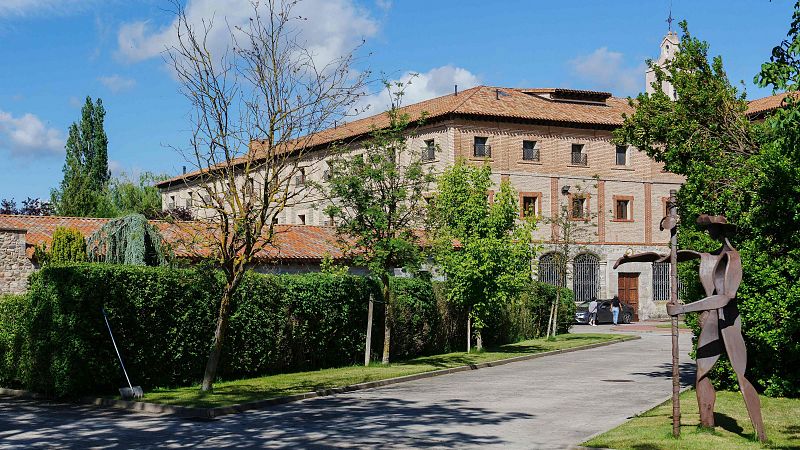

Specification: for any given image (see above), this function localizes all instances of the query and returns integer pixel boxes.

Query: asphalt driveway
[0,328,693,449]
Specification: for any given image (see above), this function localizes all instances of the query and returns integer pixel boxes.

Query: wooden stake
[364,294,374,366]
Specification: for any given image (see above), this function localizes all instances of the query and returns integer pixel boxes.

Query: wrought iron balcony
[523,148,540,161]
[421,145,436,161]
[473,144,492,158]
[571,152,588,166]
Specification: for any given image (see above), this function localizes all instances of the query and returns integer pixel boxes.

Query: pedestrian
[588,297,598,326]
[611,295,621,325]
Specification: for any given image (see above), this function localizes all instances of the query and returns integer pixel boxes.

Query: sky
[0,0,795,203]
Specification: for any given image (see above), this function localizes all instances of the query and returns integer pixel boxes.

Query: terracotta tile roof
[746,92,796,116]
[156,86,634,188]
[0,214,347,263]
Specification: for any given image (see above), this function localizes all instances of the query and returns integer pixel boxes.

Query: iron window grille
[422,140,436,161]
[522,140,540,161]
[473,137,491,157]
[573,253,600,302]
[571,144,587,165]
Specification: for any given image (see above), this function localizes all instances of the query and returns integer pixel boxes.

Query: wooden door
[618,273,639,321]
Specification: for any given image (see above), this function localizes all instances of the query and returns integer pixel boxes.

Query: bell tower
[645,12,680,100]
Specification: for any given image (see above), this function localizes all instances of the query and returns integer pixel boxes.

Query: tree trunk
[552,288,561,338]
[546,297,555,338]
[476,329,483,351]
[364,294,374,366]
[466,313,471,353]
[201,284,236,392]
[381,275,392,364]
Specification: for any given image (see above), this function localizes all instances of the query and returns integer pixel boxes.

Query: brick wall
[0,228,35,295]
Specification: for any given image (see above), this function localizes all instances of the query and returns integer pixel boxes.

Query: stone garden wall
[0,228,35,295]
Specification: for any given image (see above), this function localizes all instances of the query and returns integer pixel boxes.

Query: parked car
[575,299,634,324]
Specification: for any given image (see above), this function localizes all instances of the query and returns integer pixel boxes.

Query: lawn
[143,333,631,408]
[655,322,691,330]
[583,389,800,449]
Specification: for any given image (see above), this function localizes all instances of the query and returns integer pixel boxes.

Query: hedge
[2,265,575,397]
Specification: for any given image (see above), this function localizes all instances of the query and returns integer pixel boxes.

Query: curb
[1,335,640,419]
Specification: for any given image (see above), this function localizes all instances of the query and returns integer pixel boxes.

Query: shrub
[24,265,372,396]
[16,265,575,397]
[48,227,87,264]
[487,282,574,344]
[0,294,30,388]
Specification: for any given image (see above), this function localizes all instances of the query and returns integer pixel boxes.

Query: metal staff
[667,189,680,437]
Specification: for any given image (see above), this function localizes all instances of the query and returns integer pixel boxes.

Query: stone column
[0,228,35,295]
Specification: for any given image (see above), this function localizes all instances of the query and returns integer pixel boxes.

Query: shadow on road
[632,361,696,386]
[0,394,533,449]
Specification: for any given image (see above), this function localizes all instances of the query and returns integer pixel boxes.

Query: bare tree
[542,181,596,338]
[167,0,367,391]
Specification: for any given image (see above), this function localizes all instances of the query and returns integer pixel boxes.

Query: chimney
[454,84,458,96]
[182,166,186,175]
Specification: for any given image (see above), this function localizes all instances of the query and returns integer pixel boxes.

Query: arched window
[573,253,600,302]
[538,252,566,287]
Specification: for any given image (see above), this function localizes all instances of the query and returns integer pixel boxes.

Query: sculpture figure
[615,214,766,442]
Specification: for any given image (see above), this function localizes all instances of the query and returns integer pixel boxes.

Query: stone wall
[0,228,35,295]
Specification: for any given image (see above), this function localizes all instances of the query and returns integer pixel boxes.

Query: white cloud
[99,74,137,93]
[568,47,645,97]
[0,110,64,158]
[0,0,95,18]
[116,0,378,65]
[354,65,481,118]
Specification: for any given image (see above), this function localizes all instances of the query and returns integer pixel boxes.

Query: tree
[86,214,168,266]
[0,198,54,216]
[47,227,87,264]
[542,181,596,339]
[106,172,167,219]
[615,19,800,397]
[429,159,535,351]
[52,96,110,217]
[168,0,367,390]
[323,81,433,364]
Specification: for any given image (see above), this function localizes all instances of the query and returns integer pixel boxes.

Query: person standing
[588,297,598,326]
[611,295,621,325]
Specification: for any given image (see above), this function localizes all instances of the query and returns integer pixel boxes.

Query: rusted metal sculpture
[615,204,766,442]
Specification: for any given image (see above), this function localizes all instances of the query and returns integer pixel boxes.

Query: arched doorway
[573,253,600,302]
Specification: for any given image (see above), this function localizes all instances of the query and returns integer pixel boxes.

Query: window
[295,168,306,186]
[571,144,587,165]
[538,253,566,287]
[615,145,628,166]
[573,253,600,302]
[473,136,490,157]
[323,162,332,181]
[272,216,279,225]
[422,139,435,161]
[520,194,539,218]
[185,192,193,208]
[571,196,587,219]
[616,199,630,220]
[522,140,540,161]
[298,214,306,225]
[168,195,175,210]
[653,262,670,302]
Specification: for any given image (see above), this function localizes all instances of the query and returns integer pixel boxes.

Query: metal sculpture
[614,196,766,442]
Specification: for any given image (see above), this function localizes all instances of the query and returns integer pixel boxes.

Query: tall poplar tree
[52,96,110,217]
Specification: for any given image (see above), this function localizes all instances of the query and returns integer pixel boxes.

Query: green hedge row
[0,264,574,397]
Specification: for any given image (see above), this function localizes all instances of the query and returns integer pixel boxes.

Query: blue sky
[0,0,794,203]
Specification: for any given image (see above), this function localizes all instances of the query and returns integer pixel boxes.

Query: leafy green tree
[48,227,87,264]
[52,96,110,217]
[615,19,800,397]
[86,214,169,266]
[428,159,535,351]
[323,81,434,364]
[106,172,166,219]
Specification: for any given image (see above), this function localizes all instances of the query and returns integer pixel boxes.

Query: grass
[655,322,691,330]
[142,333,630,408]
[583,389,800,449]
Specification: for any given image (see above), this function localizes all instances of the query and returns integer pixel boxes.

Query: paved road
[0,327,692,449]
